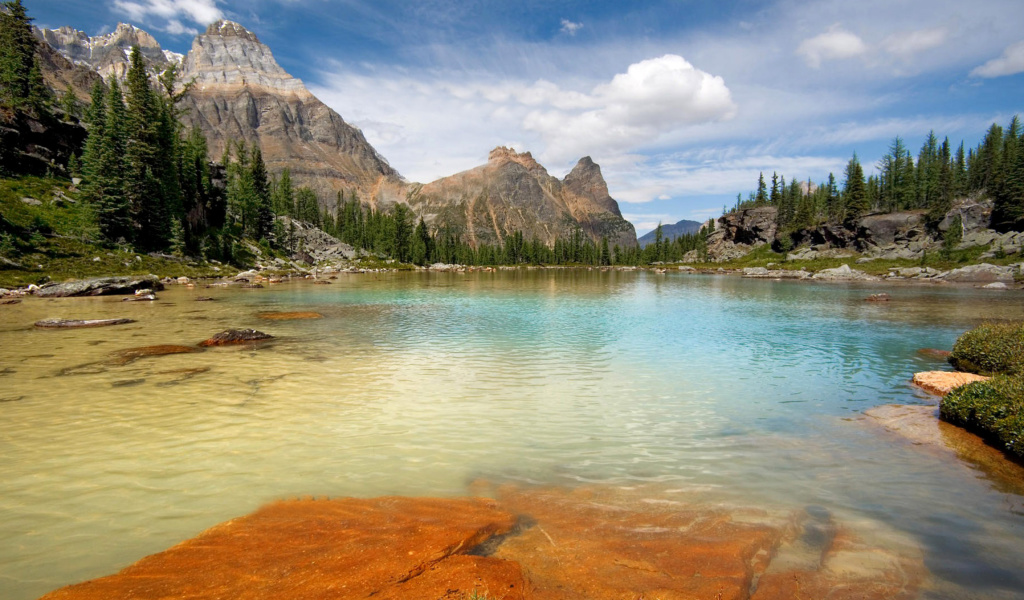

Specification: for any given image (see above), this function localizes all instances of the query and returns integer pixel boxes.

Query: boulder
[199,329,273,347]
[983,282,1009,290]
[36,276,164,297]
[866,293,891,302]
[912,371,990,396]
[856,211,925,248]
[938,263,1015,283]
[35,318,135,328]
[707,206,777,261]
[939,197,993,234]
[811,264,878,281]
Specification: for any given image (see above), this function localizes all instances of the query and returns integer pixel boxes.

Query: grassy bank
[0,177,231,288]
[678,243,1022,277]
[941,322,1024,460]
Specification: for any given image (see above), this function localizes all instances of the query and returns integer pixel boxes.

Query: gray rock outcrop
[706,206,777,261]
[810,264,878,281]
[36,276,164,297]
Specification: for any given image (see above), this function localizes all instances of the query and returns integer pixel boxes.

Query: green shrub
[948,322,1024,375]
[941,374,1024,459]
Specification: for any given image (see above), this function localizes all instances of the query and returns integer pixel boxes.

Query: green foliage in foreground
[941,374,1024,460]
[948,322,1024,375]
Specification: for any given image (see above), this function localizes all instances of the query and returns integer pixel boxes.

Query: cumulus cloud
[524,55,736,162]
[560,19,583,36]
[883,27,947,58]
[797,25,867,68]
[112,0,223,33]
[970,41,1024,78]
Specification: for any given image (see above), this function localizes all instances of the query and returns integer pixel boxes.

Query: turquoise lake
[1,270,1023,598]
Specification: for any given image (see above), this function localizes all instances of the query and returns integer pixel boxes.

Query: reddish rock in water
[39,497,523,600]
[917,348,952,360]
[256,311,323,320]
[199,329,273,347]
[39,486,924,600]
[912,371,989,396]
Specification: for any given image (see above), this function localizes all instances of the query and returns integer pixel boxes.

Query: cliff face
[177,20,399,196]
[407,147,637,248]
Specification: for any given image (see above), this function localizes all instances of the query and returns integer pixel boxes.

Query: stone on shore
[35,318,135,328]
[912,371,990,396]
[199,329,273,347]
[36,276,164,298]
[811,263,878,281]
[938,263,1016,283]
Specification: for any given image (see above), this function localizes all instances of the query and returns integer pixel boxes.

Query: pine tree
[94,79,131,242]
[80,81,106,191]
[124,45,170,249]
[842,153,867,224]
[0,0,50,114]
[250,146,274,240]
[59,88,79,122]
[755,172,768,205]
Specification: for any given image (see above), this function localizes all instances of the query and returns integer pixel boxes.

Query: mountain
[35,19,637,248]
[637,219,705,247]
[177,21,399,196]
[407,147,636,248]
[35,23,181,81]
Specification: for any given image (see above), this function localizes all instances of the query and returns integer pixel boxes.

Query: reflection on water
[1,271,1023,599]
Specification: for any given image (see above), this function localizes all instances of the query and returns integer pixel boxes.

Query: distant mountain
[638,219,705,247]
[408,147,637,248]
[35,19,637,248]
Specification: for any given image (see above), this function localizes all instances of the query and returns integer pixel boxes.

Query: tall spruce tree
[842,153,867,224]
[0,0,49,114]
[124,45,172,250]
[94,79,131,242]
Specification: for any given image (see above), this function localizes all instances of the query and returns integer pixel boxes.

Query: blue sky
[27,0,1024,236]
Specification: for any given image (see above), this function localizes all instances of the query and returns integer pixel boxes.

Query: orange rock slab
[39,497,523,600]
[912,371,989,396]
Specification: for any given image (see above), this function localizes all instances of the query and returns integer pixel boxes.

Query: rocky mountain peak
[184,20,300,93]
[35,21,174,80]
[563,156,621,218]
[488,146,547,176]
[204,20,261,43]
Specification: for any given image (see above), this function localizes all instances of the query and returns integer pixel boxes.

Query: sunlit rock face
[177,20,399,197]
[408,147,638,248]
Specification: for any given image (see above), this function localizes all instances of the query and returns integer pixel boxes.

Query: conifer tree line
[0,0,50,117]
[77,45,228,254]
[728,116,1024,235]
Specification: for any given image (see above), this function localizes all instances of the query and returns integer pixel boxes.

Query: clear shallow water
[1,271,1023,599]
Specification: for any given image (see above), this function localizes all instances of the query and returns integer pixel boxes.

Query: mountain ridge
[34,18,637,248]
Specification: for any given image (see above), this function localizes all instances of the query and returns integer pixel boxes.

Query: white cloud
[796,25,867,68]
[560,19,583,36]
[524,55,736,162]
[112,0,223,33]
[971,41,1024,78]
[882,27,947,58]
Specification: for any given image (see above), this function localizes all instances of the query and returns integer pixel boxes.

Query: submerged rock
[256,311,323,320]
[36,276,164,298]
[110,345,203,366]
[39,496,522,600]
[912,371,989,396]
[866,293,891,302]
[199,329,273,347]
[35,318,135,328]
[122,294,157,302]
[39,484,924,600]
[917,348,952,361]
